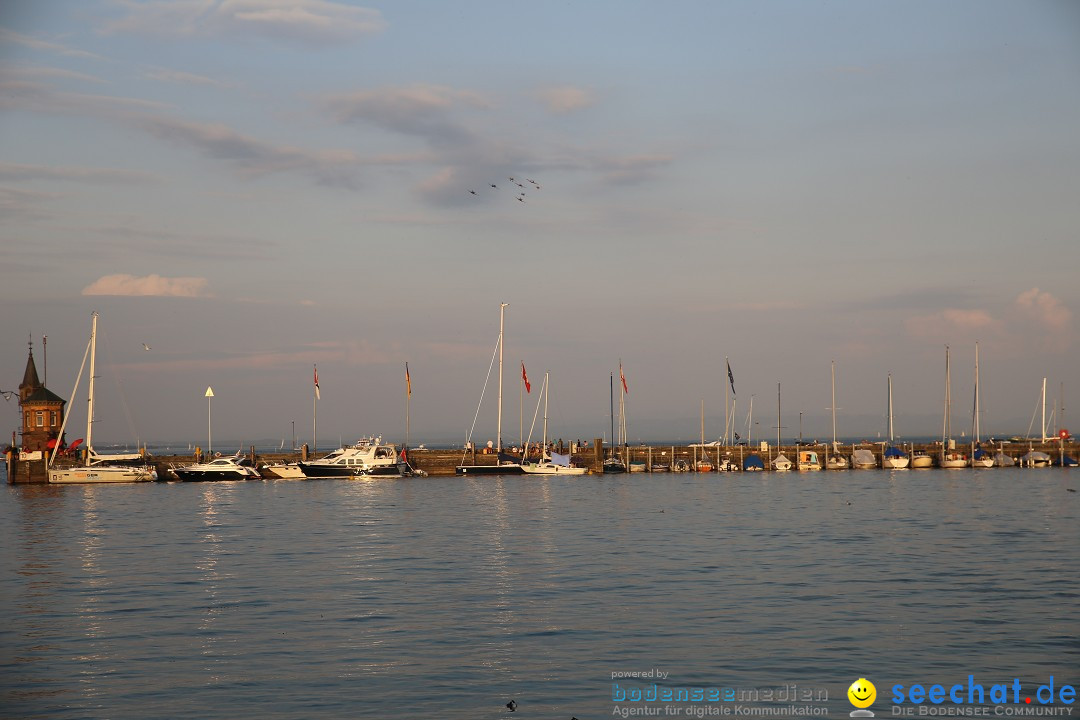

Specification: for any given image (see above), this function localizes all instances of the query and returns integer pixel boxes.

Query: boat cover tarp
[972,447,990,460]
[498,452,521,464]
[1061,455,1078,467]
[550,452,570,467]
[883,446,907,458]
[743,453,765,471]
[852,449,876,464]
[993,453,1016,467]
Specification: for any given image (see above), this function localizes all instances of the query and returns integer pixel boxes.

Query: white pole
[831,360,837,452]
[86,312,98,464]
[1041,377,1047,443]
[497,303,507,452]
[205,386,215,454]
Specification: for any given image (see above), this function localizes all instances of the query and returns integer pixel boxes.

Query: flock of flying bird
[469,176,541,203]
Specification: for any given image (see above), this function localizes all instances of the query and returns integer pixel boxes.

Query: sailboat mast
[973,342,981,443]
[724,356,730,445]
[1041,377,1047,443]
[542,372,549,454]
[944,345,952,448]
[86,312,98,461]
[831,361,838,450]
[497,302,507,452]
[610,373,614,449]
[888,373,894,443]
[748,395,754,445]
[701,399,705,447]
[776,382,781,448]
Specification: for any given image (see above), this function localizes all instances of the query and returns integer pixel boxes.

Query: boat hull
[261,463,305,479]
[174,469,259,481]
[911,454,934,468]
[455,463,523,475]
[521,462,587,476]
[49,466,156,483]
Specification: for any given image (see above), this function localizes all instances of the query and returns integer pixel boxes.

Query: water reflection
[2,469,1077,719]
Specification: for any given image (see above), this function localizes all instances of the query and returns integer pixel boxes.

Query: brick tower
[18,344,66,456]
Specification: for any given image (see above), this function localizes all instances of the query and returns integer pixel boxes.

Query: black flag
[727,359,736,396]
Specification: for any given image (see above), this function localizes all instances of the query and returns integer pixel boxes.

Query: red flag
[521,362,531,393]
[406,363,411,396]
[619,362,628,395]
[314,365,320,399]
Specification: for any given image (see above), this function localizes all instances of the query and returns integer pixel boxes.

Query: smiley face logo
[848,678,876,709]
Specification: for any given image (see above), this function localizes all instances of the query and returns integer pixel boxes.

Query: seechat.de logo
[848,678,877,717]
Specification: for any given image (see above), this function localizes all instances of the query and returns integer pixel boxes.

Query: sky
[1,1,1078,449]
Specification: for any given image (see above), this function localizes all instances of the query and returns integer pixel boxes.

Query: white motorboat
[797,450,821,471]
[48,313,156,484]
[173,455,262,481]
[260,461,305,479]
[298,436,401,477]
[826,450,850,470]
[910,449,934,469]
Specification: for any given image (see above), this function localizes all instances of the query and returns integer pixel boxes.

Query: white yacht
[173,455,262,481]
[298,437,401,477]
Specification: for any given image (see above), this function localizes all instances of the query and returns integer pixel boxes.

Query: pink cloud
[82,274,209,297]
[904,308,1000,342]
[1014,288,1072,351]
[536,86,593,114]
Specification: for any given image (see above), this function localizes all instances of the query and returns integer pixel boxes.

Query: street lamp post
[205,386,214,454]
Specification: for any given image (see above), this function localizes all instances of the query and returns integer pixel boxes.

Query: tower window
[36,411,44,427]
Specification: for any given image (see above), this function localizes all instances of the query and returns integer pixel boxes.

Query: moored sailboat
[521,373,587,476]
[882,374,910,469]
[940,346,969,468]
[825,362,849,470]
[771,383,792,471]
[48,313,156,483]
[457,303,523,475]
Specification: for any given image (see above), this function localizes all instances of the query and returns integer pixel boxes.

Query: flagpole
[405,363,411,451]
[313,364,318,456]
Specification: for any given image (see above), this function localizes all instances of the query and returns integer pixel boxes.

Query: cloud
[536,86,594,114]
[1015,288,1072,350]
[0,162,160,184]
[144,67,232,88]
[0,28,104,60]
[134,114,372,187]
[324,85,488,148]
[82,274,210,297]
[593,154,671,186]
[1015,288,1071,332]
[5,64,105,85]
[102,0,386,47]
[905,308,1000,342]
[0,74,168,116]
[0,185,61,220]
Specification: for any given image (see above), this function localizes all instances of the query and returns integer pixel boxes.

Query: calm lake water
[2,467,1077,719]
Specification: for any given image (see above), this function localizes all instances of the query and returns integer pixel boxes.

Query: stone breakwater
[7,441,1073,482]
